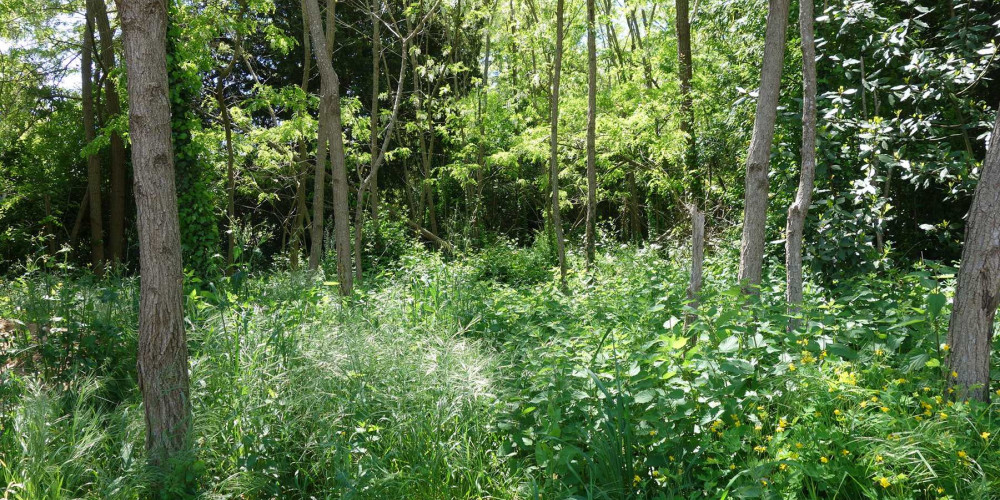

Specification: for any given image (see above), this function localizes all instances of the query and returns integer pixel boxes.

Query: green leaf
[718,336,740,353]
[633,389,656,404]
[927,292,946,318]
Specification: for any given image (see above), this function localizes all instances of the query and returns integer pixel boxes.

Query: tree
[305,0,353,296]
[119,0,191,463]
[676,0,703,318]
[92,0,127,265]
[351,3,433,282]
[785,0,815,330]
[737,0,789,293]
[584,0,596,267]
[549,0,567,285]
[82,3,104,277]
[946,108,1000,402]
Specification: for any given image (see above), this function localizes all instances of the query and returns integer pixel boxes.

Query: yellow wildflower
[878,476,891,488]
[820,456,828,463]
[981,432,991,440]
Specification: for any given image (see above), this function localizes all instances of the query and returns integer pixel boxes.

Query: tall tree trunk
[82,5,105,277]
[307,0,335,271]
[549,0,567,286]
[785,0,816,330]
[290,0,313,270]
[946,108,1000,402]
[305,0,352,295]
[214,27,242,273]
[737,0,789,294]
[584,0,597,267]
[120,0,191,465]
[676,0,704,314]
[93,0,127,265]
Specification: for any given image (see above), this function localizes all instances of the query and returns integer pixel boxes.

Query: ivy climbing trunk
[549,0,567,286]
[738,0,789,294]
[82,4,104,277]
[584,0,597,267]
[946,107,1000,402]
[785,0,816,330]
[119,0,191,465]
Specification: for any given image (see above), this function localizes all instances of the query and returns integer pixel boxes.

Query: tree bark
[946,107,1000,402]
[737,0,789,294]
[291,0,313,270]
[549,0,567,286]
[216,37,241,272]
[119,0,191,465]
[93,0,127,265]
[305,0,352,295]
[677,0,704,315]
[584,0,597,267]
[82,5,105,277]
[686,206,705,327]
[785,0,816,330]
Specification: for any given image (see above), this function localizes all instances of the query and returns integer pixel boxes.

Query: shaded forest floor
[2,239,1000,499]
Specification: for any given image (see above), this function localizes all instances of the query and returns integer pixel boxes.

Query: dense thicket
[2,0,997,278]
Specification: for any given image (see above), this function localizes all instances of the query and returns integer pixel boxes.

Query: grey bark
[686,206,705,327]
[785,0,816,330]
[585,0,597,267]
[737,0,790,293]
[549,0,567,285]
[946,108,1000,402]
[119,0,191,465]
[305,0,352,295]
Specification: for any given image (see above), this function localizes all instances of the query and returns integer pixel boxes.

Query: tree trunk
[306,0,334,272]
[737,0,789,294]
[686,206,705,327]
[677,0,704,315]
[119,0,191,465]
[290,0,313,270]
[549,0,567,286]
[785,0,816,330]
[305,0,352,295]
[82,5,105,277]
[946,108,1000,402]
[93,0,127,265]
[584,0,597,267]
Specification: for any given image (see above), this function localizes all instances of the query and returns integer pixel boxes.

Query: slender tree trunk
[549,0,567,285]
[218,81,236,271]
[307,0,334,272]
[353,7,422,281]
[584,0,597,267]
[946,108,1000,402]
[119,0,191,465]
[785,0,816,330]
[305,0,352,295]
[82,6,105,277]
[737,0,790,293]
[93,0,127,265]
[43,194,56,254]
[677,0,704,315]
[686,206,705,326]
[290,0,313,270]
